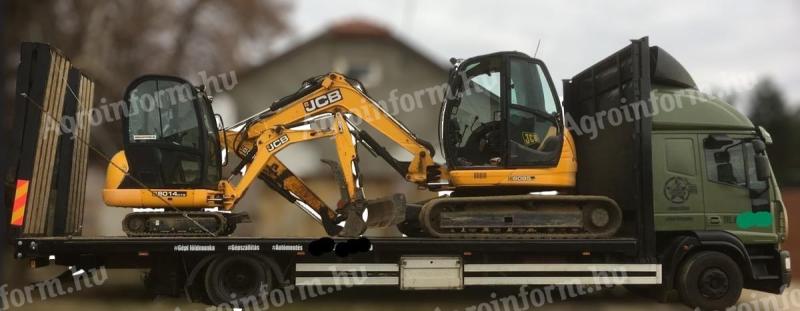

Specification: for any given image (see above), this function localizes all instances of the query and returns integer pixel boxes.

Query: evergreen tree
[748,78,800,186]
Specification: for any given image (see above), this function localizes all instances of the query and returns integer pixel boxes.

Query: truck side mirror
[755,154,771,181]
[758,126,773,145]
[752,139,767,153]
[713,151,730,164]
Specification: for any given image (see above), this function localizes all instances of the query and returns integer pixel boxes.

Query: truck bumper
[745,249,791,294]
[780,250,792,291]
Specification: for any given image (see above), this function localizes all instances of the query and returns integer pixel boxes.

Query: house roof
[328,18,392,38]
[237,18,448,81]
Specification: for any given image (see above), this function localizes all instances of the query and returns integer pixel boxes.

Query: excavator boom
[217,73,444,236]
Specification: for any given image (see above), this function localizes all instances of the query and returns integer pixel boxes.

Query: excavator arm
[218,73,445,236]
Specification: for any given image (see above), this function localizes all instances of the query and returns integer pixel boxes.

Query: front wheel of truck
[677,251,743,310]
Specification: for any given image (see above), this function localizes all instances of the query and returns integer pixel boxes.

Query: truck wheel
[677,251,743,310]
[204,255,273,307]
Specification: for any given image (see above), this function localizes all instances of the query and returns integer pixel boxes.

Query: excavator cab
[441,52,563,170]
[103,76,243,236]
[121,75,222,190]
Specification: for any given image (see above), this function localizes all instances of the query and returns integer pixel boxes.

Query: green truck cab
[651,87,787,245]
[564,37,790,309]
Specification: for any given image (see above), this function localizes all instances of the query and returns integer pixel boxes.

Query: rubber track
[122,212,229,237]
[419,194,622,239]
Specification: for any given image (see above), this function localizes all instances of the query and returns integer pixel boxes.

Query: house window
[333,58,383,88]
[345,63,370,82]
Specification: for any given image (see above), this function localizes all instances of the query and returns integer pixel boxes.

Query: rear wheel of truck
[204,254,274,307]
[677,251,743,310]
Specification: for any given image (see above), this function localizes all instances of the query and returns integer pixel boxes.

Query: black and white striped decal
[294,262,661,286]
[295,263,399,286]
[462,263,661,285]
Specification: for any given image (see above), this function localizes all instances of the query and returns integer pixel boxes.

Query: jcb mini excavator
[103,51,621,238]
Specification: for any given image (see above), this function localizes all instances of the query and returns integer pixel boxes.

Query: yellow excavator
[103,51,621,238]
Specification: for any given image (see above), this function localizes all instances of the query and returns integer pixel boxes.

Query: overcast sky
[276,0,800,107]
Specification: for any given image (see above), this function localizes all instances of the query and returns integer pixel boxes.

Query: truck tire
[677,251,743,310]
[204,254,274,307]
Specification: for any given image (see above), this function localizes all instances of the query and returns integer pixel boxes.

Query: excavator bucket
[364,194,406,228]
[322,159,406,236]
[340,194,407,237]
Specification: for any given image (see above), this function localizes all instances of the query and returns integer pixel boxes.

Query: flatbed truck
[1,38,791,310]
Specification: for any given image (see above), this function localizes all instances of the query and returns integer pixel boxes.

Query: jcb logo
[303,90,343,113]
[521,132,540,146]
[268,135,290,151]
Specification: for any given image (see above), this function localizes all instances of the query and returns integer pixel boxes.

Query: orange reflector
[11,179,29,227]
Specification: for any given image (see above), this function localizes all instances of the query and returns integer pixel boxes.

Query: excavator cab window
[506,57,562,166]
[442,53,563,169]
[445,58,504,167]
[122,75,221,189]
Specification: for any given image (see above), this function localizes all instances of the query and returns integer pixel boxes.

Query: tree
[748,78,800,186]
[2,0,291,152]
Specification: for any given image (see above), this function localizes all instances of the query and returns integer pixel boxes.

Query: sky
[272,0,800,108]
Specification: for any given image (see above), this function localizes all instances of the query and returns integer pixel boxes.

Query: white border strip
[464,276,660,285]
[296,263,399,272]
[464,263,661,273]
[295,277,398,286]
[464,264,662,286]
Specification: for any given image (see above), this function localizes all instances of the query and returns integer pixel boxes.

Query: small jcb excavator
[103,51,621,238]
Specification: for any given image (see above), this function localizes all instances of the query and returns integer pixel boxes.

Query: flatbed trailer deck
[13,235,660,302]
[15,236,641,260]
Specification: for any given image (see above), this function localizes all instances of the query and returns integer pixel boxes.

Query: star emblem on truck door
[664,176,691,204]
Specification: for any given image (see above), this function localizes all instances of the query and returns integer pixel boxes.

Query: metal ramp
[1,42,94,238]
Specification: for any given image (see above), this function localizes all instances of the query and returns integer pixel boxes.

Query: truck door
[701,135,773,235]
[652,134,705,230]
